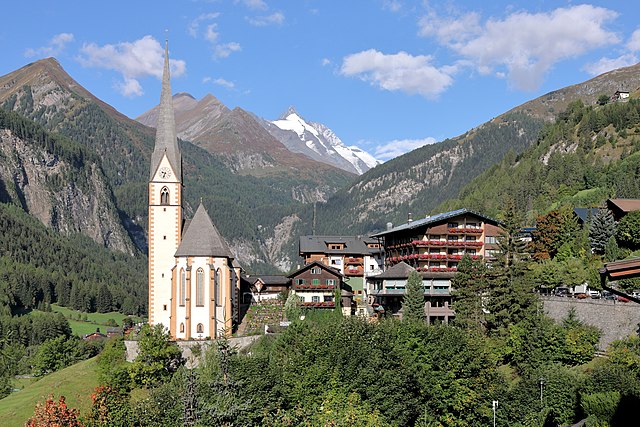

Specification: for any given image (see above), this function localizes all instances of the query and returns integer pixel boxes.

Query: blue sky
[1,1,639,160]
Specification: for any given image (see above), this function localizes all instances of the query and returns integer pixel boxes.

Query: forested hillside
[298,112,545,237]
[0,58,354,272]
[441,96,640,223]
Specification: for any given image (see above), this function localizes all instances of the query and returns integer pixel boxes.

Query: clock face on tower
[159,167,172,179]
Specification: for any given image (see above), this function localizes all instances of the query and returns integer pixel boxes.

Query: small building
[288,261,352,313]
[606,198,640,221]
[612,90,630,102]
[369,261,455,324]
[246,275,290,302]
[298,235,383,315]
[83,328,107,341]
[573,208,600,226]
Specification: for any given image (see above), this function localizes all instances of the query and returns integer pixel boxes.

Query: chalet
[612,90,630,102]
[245,275,290,302]
[606,198,640,221]
[299,235,383,315]
[83,328,107,341]
[288,261,353,314]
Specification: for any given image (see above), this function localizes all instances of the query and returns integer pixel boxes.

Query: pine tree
[96,285,112,313]
[589,208,616,255]
[402,271,424,323]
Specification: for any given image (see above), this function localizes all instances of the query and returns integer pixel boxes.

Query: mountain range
[137,95,379,175]
[1,57,640,273]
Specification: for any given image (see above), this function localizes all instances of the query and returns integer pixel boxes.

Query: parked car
[617,296,630,303]
[555,287,570,297]
[576,293,588,299]
[602,290,615,300]
[588,290,601,299]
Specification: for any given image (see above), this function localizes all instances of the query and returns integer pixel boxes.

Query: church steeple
[150,39,181,180]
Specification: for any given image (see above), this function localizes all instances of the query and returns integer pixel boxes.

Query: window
[163,304,167,311]
[296,278,305,285]
[160,187,170,205]
[214,268,221,306]
[326,279,336,286]
[180,323,185,333]
[312,279,320,285]
[485,236,498,244]
[196,323,204,334]
[448,222,458,228]
[312,296,320,303]
[465,236,476,241]
[448,235,458,241]
[180,269,186,306]
[310,267,321,274]
[196,268,204,306]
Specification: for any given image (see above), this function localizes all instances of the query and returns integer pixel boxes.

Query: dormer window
[160,187,170,205]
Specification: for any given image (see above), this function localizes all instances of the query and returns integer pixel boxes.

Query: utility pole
[539,377,545,405]
[492,400,498,427]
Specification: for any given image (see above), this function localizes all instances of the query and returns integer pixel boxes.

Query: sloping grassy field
[0,357,98,426]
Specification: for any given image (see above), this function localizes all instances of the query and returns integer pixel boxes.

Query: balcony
[301,301,335,308]
[345,266,364,276]
[448,227,483,234]
[294,284,336,291]
[345,257,363,265]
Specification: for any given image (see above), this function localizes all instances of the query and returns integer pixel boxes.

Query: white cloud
[321,58,331,66]
[213,78,235,89]
[627,29,640,52]
[205,23,219,42]
[188,12,220,37]
[236,0,268,11]
[373,137,437,160]
[382,1,402,13]
[247,12,285,27]
[419,5,619,90]
[340,49,454,98]
[583,54,638,76]
[25,32,75,58]
[78,36,186,97]
[214,42,242,58]
[116,78,144,98]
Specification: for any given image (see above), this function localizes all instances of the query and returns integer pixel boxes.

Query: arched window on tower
[180,269,186,306]
[196,323,204,334]
[160,187,170,205]
[179,323,185,333]
[214,268,221,306]
[196,268,204,306]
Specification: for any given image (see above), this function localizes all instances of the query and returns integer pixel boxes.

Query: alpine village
[3,29,640,427]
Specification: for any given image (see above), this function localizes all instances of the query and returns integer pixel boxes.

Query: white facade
[148,154,182,328]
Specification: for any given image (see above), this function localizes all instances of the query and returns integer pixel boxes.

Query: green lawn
[0,357,99,426]
[31,304,144,337]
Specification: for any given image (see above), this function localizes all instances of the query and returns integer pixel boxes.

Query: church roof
[175,203,233,258]
[150,40,181,180]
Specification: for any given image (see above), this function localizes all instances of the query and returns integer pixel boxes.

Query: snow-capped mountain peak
[266,107,380,175]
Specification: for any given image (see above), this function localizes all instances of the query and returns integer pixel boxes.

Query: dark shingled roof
[150,41,181,180]
[372,261,415,279]
[175,203,233,258]
[299,235,381,255]
[370,208,500,238]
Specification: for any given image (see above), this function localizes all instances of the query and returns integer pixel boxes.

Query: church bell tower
[148,40,182,329]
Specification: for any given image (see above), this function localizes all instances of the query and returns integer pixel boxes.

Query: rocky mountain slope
[0,109,135,254]
[136,93,357,179]
[261,107,380,175]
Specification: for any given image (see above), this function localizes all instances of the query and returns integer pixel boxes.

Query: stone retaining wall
[125,335,261,367]
[543,296,640,350]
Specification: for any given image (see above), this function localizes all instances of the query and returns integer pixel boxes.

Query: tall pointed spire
[150,38,181,180]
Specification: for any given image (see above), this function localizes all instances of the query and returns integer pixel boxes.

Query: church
[148,42,239,340]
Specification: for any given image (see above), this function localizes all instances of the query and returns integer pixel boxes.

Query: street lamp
[538,377,545,405]
[492,400,498,427]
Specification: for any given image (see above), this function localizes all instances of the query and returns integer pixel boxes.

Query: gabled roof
[287,260,344,279]
[573,208,599,224]
[370,208,500,238]
[607,198,640,213]
[371,261,415,279]
[252,275,290,286]
[299,235,380,255]
[175,203,233,258]
[150,41,181,180]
